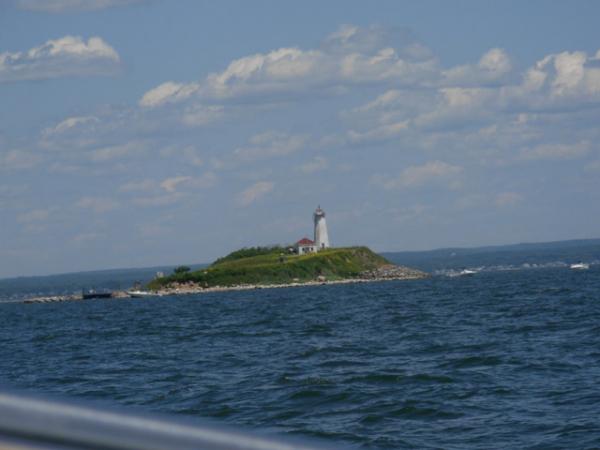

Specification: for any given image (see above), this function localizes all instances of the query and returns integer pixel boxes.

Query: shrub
[173,265,191,274]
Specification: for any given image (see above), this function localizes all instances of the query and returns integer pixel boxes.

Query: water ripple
[1,268,600,448]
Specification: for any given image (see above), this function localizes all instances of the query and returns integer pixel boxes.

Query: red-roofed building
[295,237,317,255]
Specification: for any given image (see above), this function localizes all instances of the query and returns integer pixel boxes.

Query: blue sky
[1,0,600,278]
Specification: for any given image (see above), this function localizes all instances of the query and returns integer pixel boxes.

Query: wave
[435,259,599,277]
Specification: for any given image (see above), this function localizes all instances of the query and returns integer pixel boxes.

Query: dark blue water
[1,252,600,448]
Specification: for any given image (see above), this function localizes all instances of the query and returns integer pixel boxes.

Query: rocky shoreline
[23,290,131,304]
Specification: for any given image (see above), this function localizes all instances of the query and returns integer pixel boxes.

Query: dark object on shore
[82,288,112,299]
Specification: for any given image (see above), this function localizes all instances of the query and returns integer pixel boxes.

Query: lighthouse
[313,206,330,250]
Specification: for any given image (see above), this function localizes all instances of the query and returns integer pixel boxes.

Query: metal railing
[0,391,333,450]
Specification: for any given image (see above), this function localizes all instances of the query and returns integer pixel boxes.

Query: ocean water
[1,245,600,449]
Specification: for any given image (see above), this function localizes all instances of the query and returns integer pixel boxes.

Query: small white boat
[126,290,161,298]
[570,262,590,270]
[457,268,478,276]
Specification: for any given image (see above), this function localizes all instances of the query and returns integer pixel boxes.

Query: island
[146,245,428,295]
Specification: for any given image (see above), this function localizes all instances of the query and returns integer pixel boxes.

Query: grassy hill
[148,246,399,289]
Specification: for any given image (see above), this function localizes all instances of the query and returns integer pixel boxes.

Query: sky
[1,0,600,278]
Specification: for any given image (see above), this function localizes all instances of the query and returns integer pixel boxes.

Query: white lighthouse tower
[313,205,330,250]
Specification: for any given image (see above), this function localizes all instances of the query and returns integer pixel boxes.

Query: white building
[313,205,330,250]
[295,237,317,255]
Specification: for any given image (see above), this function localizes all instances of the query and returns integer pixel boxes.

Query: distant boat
[126,290,161,298]
[82,289,112,299]
[570,262,590,270]
[457,268,478,277]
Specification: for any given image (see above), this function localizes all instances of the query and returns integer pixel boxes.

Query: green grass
[148,246,391,289]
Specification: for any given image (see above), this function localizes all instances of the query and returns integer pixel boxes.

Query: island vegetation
[148,246,427,291]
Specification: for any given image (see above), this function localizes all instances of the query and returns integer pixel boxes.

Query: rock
[359,264,428,280]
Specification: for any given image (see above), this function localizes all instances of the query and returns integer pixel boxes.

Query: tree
[174,265,191,274]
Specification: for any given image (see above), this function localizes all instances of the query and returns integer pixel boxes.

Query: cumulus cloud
[140,82,201,108]
[130,24,600,157]
[139,25,439,108]
[442,48,512,86]
[234,132,307,161]
[0,35,120,82]
[508,50,600,108]
[373,161,463,189]
[346,46,600,145]
[236,181,274,206]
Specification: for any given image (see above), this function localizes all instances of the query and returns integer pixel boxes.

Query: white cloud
[140,82,200,108]
[90,141,145,162]
[236,181,274,206]
[0,35,120,82]
[520,141,591,160]
[299,156,328,173]
[159,173,217,193]
[42,116,99,137]
[234,132,307,160]
[160,176,192,193]
[552,51,587,95]
[373,160,463,189]
[510,50,600,106]
[346,46,600,146]
[139,25,439,108]
[76,196,118,213]
[348,120,409,143]
[15,0,144,12]
[349,89,404,114]
[443,48,512,86]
